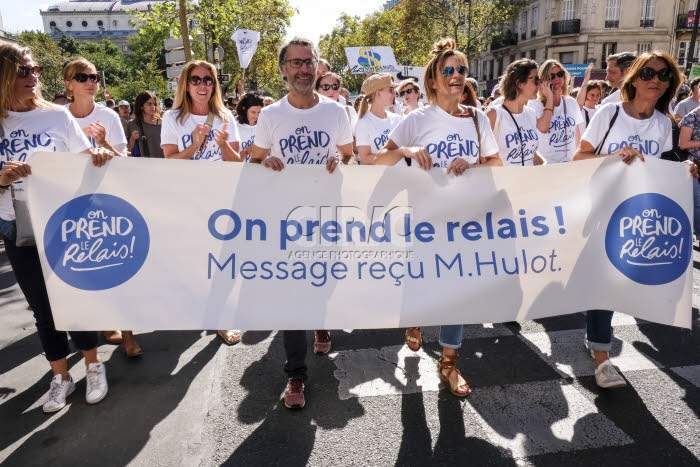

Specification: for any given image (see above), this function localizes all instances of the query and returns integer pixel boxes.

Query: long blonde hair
[173,60,228,125]
[0,44,52,122]
[424,38,468,105]
[537,59,571,105]
[62,57,96,101]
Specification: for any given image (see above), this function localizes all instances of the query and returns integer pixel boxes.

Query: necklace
[627,101,653,119]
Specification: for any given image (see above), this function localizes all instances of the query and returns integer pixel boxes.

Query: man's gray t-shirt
[674,97,699,119]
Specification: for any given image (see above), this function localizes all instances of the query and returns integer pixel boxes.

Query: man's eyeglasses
[73,72,99,83]
[17,65,43,79]
[550,70,566,80]
[285,58,318,69]
[189,75,214,86]
[399,88,417,97]
[638,66,672,82]
[320,83,340,91]
[440,65,467,77]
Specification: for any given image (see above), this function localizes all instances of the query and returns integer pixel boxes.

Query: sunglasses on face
[399,88,417,97]
[73,72,99,83]
[285,58,318,69]
[550,70,565,80]
[440,65,467,77]
[189,75,214,86]
[17,65,43,79]
[638,66,672,82]
[320,83,340,91]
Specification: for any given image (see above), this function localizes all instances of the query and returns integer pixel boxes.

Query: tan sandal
[121,331,143,357]
[217,329,242,346]
[405,327,422,351]
[438,355,471,397]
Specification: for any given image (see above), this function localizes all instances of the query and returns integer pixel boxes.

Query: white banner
[26,153,692,331]
[344,46,401,74]
[231,29,260,69]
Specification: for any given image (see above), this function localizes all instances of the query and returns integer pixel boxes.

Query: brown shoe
[121,331,143,357]
[102,331,122,344]
[313,330,331,354]
[283,378,305,409]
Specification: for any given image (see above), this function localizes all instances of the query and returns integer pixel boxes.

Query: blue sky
[1,0,383,44]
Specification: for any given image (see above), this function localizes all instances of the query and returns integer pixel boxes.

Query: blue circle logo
[605,193,691,285]
[44,194,150,290]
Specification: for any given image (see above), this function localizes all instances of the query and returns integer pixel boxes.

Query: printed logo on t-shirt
[242,135,255,163]
[279,125,331,165]
[44,194,150,290]
[427,132,479,168]
[605,193,691,285]
[373,129,391,151]
[548,115,576,150]
[504,126,538,164]
[0,129,56,191]
[182,131,220,160]
[607,134,661,157]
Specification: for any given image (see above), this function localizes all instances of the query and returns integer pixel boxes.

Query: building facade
[39,0,165,52]
[471,0,680,95]
[0,11,18,46]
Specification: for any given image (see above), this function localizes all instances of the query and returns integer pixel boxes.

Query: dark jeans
[585,309,614,352]
[3,237,98,362]
[283,330,307,381]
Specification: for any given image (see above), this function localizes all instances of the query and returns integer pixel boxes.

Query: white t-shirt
[600,89,621,106]
[529,96,584,163]
[0,106,92,220]
[69,103,127,157]
[161,109,239,161]
[237,122,256,163]
[492,104,539,166]
[389,104,499,169]
[254,95,353,165]
[582,102,672,158]
[355,110,405,167]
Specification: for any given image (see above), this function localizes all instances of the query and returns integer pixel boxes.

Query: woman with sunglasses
[354,73,402,165]
[235,92,264,162]
[376,38,502,397]
[486,59,545,166]
[396,80,422,116]
[530,60,584,163]
[316,72,359,132]
[63,58,127,158]
[162,60,243,345]
[126,90,164,158]
[0,44,113,412]
[574,51,697,388]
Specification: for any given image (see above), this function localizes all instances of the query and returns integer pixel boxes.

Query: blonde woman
[396,79,421,116]
[354,74,402,165]
[0,44,112,412]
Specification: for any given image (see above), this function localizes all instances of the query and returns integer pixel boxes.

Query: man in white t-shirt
[249,37,354,410]
[600,52,636,106]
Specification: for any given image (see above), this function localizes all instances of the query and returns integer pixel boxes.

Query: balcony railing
[551,19,581,36]
[679,13,699,29]
[490,33,517,50]
[604,20,619,29]
[640,18,655,28]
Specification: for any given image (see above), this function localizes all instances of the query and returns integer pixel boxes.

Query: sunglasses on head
[440,65,467,77]
[399,87,417,97]
[17,65,43,79]
[189,75,214,86]
[73,72,99,83]
[638,66,672,82]
[320,83,340,91]
[550,70,565,80]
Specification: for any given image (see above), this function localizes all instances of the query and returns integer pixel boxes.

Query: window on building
[602,42,617,67]
[640,0,655,28]
[529,49,537,60]
[82,20,88,27]
[562,0,575,21]
[637,42,652,55]
[97,20,103,26]
[605,0,620,28]
[521,51,527,59]
[678,41,700,66]
[691,0,698,11]
[560,52,574,64]
[520,11,527,41]
[530,6,538,37]
[49,21,56,28]
[66,21,72,28]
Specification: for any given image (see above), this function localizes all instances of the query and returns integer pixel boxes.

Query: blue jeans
[585,310,613,352]
[439,325,463,349]
[693,178,700,236]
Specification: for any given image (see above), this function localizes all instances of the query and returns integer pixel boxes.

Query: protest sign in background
[344,46,400,74]
[27,154,692,331]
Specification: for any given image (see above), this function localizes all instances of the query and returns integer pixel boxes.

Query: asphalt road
[1,241,699,467]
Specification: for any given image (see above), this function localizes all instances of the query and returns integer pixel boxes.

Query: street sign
[689,64,700,80]
[164,37,193,51]
[166,49,187,65]
[168,80,178,92]
[206,45,225,63]
[219,74,231,83]
[167,64,185,79]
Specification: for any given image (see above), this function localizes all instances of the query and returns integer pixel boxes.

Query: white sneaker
[43,374,76,413]
[595,360,627,389]
[85,362,108,404]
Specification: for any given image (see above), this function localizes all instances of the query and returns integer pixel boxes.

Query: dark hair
[461,82,478,107]
[621,51,682,114]
[608,52,636,71]
[690,77,700,91]
[499,58,538,101]
[134,90,160,123]
[236,92,264,124]
[315,71,342,90]
[105,98,115,106]
[278,37,318,78]
[163,97,173,108]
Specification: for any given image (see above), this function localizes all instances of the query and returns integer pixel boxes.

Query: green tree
[16,31,67,100]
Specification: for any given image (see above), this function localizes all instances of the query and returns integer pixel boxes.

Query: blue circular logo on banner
[44,194,149,290]
[605,193,691,285]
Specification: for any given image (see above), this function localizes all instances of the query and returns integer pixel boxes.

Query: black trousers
[283,330,307,381]
[3,237,98,361]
